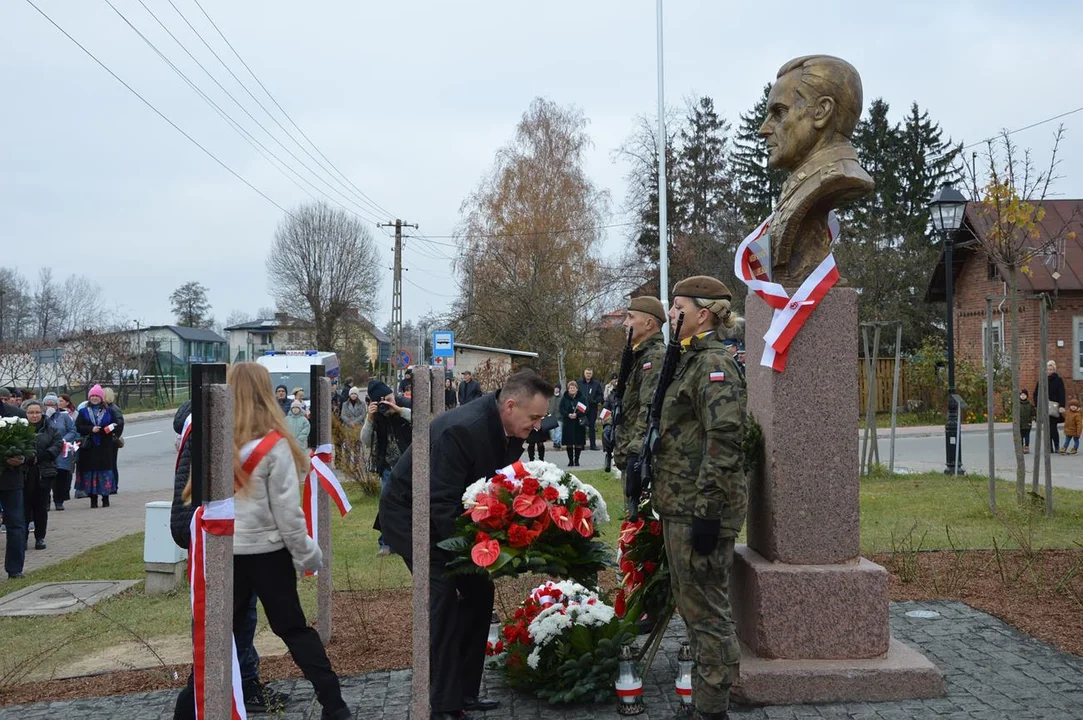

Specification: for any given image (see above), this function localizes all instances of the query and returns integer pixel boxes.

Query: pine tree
[676,96,731,235]
[731,85,786,228]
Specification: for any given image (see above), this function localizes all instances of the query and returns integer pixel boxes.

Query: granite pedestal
[732,288,944,704]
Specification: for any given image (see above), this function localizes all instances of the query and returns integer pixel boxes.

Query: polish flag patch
[709,371,727,382]
[642,361,653,371]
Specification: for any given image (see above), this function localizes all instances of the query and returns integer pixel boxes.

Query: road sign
[432,330,454,358]
[396,349,412,369]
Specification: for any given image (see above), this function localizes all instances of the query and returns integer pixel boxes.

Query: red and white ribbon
[494,460,530,484]
[302,444,352,576]
[734,212,840,372]
[188,499,247,720]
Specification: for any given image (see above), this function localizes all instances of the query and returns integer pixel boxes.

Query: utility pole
[379,219,418,364]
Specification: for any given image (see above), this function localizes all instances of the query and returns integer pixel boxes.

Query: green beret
[672,275,732,301]
[628,296,667,324]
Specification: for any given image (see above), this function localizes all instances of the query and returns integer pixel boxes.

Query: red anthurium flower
[573,490,588,505]
[643,561,658,574]
[619,519,645,545]
[549,505,574,531]
[620,559,636,575]
[649,520,663,536]
[471,539,501,567]
[614,589,626,618]
[513,493,548,518]
[521,476,541,496]
[542,486,560,502]
[572,506,594,537]
[469,493,493,522]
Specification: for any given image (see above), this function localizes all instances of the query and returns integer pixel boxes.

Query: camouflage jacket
[614,332,666,470]
[652,332,747,535]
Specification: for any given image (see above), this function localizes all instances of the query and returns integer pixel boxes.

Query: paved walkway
[3,601,1081,719]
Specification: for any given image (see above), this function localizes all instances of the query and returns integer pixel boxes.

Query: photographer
[361,380,412,557]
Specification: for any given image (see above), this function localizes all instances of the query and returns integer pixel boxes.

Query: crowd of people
[1,384,125,580]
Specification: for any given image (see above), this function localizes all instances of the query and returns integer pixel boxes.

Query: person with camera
[361,380,412,557]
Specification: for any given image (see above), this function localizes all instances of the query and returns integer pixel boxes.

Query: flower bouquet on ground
[614,499,670,625]
[0,416,35,461]
[499,580,635,704]
[437,460,612,587]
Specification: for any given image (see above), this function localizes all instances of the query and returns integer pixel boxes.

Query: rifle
[628,311,684,520]
[606,327,635,471]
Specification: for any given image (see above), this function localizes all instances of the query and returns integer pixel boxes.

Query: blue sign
[432,330,454,358]
[396,348,412,369]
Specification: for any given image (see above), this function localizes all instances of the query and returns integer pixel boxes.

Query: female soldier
[653,275,746,720]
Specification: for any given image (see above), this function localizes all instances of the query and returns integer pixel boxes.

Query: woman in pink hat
[74,385,124,507]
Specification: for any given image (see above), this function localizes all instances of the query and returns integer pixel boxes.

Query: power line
[404,276,457,298]
[112,0,382,225]
[22,0,293,216]
[415,221,637,240]
[161,0,389,222]
[187,0,396,220]
[961,105,1083,151]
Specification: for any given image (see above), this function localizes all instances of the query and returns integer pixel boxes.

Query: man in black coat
[168,401,288,717]
[379,370,552,720]
[579,368,604,450]
[456,370,483,405]
[0,392,28,579]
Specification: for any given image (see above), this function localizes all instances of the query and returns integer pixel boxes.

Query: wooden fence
[858,357,908,414]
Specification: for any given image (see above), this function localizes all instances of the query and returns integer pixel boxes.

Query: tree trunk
[1008,266,1025,504]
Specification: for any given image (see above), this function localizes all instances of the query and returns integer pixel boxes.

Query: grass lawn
[1,467,1081,686]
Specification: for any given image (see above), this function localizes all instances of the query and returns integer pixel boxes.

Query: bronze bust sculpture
[759,55,875,286]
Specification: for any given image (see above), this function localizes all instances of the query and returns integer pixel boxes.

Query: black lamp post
[929,183,968,475]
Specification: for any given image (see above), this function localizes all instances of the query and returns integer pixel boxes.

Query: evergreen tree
[676,96,731,235]
[732,85,786,228]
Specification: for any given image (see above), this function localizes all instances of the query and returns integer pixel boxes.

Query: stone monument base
[733,638,945,706]
[733,545,889,659]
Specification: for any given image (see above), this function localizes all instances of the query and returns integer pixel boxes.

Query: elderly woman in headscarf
[74,385,124,508]
[43,393,78,511]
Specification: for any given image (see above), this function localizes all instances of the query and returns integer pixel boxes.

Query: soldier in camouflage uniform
[653,276,747,720]
[613,296,668,481]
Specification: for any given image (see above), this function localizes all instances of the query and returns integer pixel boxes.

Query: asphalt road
[863,427,1083,491]
[116,415,178,493]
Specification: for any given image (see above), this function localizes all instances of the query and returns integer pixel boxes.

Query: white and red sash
[176,414,193,471]
[239,430,284,475]
[188,499,246,720]
[734,212,841,372]
[494,460,530,484]
[301,444,352,576]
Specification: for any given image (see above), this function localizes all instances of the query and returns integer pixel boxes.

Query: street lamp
[929,183,968,475]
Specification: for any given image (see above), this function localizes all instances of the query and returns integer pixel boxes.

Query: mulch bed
[2,551,1080,706]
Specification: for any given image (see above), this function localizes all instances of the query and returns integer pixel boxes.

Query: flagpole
[656,0,669,342]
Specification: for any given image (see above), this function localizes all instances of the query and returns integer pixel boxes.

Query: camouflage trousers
[663,520,740,713]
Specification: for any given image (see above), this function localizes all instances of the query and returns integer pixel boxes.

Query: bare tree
[266,201,382,351]
[967,127,1078,503]
[453,98,613,378]
[32,268,63,341]
[225,310,254,328]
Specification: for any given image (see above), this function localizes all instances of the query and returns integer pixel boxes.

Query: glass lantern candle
[615,644,645,715]
[675,641,693,708]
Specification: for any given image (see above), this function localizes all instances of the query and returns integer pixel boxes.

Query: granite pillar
[203,383,235,720]
[315,376,333,645]
[732,288,944,703]
[411,367,432,719]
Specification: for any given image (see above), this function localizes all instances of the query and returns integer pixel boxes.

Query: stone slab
[732,637,946,706]
[0,581,140,616]
[744,287,861,565]
[733,544,889,659]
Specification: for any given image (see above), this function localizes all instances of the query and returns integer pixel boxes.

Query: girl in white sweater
[183,363,349,720]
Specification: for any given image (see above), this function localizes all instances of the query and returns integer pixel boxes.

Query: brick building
[926,200,1083,403]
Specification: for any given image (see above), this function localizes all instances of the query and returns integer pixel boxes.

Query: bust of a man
[759,55,874,285]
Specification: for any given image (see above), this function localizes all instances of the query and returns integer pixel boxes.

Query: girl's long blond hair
[182,362,310,503]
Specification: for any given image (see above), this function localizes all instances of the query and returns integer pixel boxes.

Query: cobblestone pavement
[3,601,1081,719]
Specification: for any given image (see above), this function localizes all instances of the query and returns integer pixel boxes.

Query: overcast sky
[4,0,1082,339]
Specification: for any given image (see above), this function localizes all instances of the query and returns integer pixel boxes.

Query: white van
[256,350,340,408]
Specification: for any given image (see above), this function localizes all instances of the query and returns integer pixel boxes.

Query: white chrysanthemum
[462,477,489,508]
[527,647,541,669]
